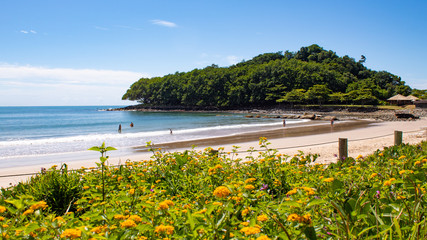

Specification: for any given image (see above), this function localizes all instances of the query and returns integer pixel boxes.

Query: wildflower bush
[0,139,426,239]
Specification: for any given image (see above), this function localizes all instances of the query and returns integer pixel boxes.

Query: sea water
[0,106,303,167]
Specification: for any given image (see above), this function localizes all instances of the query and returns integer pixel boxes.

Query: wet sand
[137,120,374,151]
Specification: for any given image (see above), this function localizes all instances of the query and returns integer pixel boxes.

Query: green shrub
[3,164,82,215]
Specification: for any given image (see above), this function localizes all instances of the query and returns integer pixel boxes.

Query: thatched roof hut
[387,94,414,105]
[406,95,420,101]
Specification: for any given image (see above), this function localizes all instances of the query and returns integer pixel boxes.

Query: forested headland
[122,44,419,108]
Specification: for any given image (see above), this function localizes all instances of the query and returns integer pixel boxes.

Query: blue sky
[1,0,426,106]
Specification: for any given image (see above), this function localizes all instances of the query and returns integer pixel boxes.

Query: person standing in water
[130,122,134,127]
[170,128,173,134]
[118,124,122,133]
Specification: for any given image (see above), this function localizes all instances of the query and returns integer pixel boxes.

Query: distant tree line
[123,44,414,107]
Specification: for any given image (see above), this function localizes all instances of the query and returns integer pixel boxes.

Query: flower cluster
[213,186,231,198]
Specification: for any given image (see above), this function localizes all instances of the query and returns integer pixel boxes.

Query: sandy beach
[1,117,426,188]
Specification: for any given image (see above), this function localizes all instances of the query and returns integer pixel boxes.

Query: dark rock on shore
[110,104,427,122]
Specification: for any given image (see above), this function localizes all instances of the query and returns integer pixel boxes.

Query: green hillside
[123,44,411,107]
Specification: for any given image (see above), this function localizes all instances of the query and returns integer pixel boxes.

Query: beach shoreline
[0,116,426,188]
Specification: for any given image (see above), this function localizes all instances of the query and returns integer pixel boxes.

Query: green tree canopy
[123,44,411,107]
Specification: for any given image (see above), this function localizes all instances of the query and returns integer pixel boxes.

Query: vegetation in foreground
[0,139,426,239]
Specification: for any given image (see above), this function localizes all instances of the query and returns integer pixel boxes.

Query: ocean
[0,106,305,167]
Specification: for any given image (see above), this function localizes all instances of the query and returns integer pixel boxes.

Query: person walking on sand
[118,124,122,133]
[330,118,334,126]
[283,119,286,127]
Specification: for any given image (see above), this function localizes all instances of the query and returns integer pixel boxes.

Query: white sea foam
[0,117,311,160]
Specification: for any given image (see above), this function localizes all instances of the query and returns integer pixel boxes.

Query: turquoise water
[0,106,302,162]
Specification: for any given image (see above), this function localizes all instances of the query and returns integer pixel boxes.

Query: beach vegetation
[1,164,82,215]
[0,139,426,239]
[123,44,413,108]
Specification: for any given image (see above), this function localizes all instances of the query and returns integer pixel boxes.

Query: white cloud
[0,64,148,86]
[94,26,109,31]
[0,64,149,106]
[20,30,37,34]
[115,25,142,31]
[196,54,242,67]
[226,55,240,65]
[150,20,177,28]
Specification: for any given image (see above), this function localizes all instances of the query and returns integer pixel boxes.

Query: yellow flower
[23,209,34,216]
[212,202,223,206]
[245,178,256,184]
[129,188,135,195]
[83,186,90,190]
[240,221,249,226]
[323,178,334,183]
[242,207,251,216]
[257,214,268,222]
[286,188,298,195]
[30,201,48,210]
[257,235,271,240]
[60,229,81,239]
[244,185,255,190]
[398,155,406,160]
[213,186,231,198]
[154,224,174,235]
[0,217,4,221]
[356,155,363,159]
[0,206,6,213]
[383,178,396,187]
[240,226,261,235]
[195,208,207,214]
[299,214,312,224]
[129,215,142,223]
[158,200,174,210]
[370,173,378,178]
[287,213,300,222]
[90,226,103,234]
[414,161,421,166]
[120,219,137,228]
[396,195,406,200]
[114,214,127,220]
[300,187,316,195]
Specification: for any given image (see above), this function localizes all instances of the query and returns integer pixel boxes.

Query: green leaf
[24,222,40,234]
[304,226,317,240]
[307,198,327,207]
[187,211,195,230]
[5,199,25,210]
[332,179,343,191]
[88,146,101,151]
[357,226,376,237]
[105,147,117,151]
[393,218,402,240]
[280,201,301,208]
